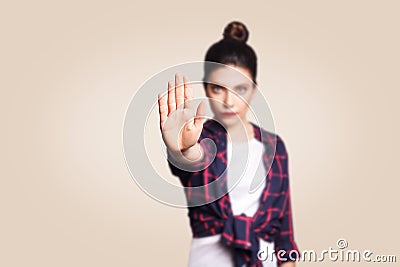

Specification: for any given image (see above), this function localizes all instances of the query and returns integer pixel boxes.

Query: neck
[224,120,254,143]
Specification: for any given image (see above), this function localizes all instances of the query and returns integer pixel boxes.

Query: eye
[235,86,248,94]
[211,85,223,93]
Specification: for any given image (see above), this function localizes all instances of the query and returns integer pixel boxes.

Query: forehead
[207,65,253,89]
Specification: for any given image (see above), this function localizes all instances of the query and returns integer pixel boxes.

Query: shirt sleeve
[273,137,300,265]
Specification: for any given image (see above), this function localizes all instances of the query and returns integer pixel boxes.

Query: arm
[280,262,295,267]
[275,188,298,267]
[158,73,207,176]
[274,138,300,266]
[167,142,205,167]
[167,142,207,177]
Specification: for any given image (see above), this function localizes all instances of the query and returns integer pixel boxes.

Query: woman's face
[205,65,256,128]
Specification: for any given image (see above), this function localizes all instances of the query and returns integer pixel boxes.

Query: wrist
[182,143,203,161]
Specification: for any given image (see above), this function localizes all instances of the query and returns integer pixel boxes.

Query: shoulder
[275,134,288,158]
[253,123,288,158]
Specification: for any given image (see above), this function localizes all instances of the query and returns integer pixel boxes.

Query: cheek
[207,93,224,105]
[237,103,250,114]
[235,95,252,109]
[208,98,222,112]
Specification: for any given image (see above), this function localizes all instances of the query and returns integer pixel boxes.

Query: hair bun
[223,21,249,43]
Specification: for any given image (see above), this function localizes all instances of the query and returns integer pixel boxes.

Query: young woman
[158,21,299,267]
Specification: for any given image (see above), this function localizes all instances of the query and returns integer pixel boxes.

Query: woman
[157,21,299,267]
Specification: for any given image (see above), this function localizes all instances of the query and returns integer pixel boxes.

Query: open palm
[158,73,206,153]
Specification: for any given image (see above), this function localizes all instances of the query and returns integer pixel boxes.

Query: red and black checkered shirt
[168,119,300,266]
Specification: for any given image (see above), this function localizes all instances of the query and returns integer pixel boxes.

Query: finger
[167,80,176,115]
[158,93,167,130]
[175,73,184,110]
[183,75,193,109]
[194,101,206,129]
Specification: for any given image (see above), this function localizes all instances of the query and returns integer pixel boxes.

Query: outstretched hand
[158,73,206,153]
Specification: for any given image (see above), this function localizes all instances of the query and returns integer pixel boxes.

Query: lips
[221,112,237,117]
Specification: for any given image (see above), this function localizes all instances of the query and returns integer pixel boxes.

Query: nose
[223,89,235,108]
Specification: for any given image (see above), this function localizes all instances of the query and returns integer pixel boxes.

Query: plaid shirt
[168,119,299,266]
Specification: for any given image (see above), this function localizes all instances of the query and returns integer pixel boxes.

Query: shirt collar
[203,119,274,146]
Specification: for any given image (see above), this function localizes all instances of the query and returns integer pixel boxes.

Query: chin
[214,116,241,128]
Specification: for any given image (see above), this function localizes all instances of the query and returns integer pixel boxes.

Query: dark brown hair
[204,21,258,84]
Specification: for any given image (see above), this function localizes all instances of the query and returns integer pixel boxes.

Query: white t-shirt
[188,138,277,267]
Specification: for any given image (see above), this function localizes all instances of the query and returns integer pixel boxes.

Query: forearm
[280,261,295,267]
[167,142,205,167]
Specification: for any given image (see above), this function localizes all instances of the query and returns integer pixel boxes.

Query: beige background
[1,0,399,266]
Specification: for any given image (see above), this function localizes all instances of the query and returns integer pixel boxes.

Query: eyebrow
[233,83,252,89]
[208,82,252,90]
